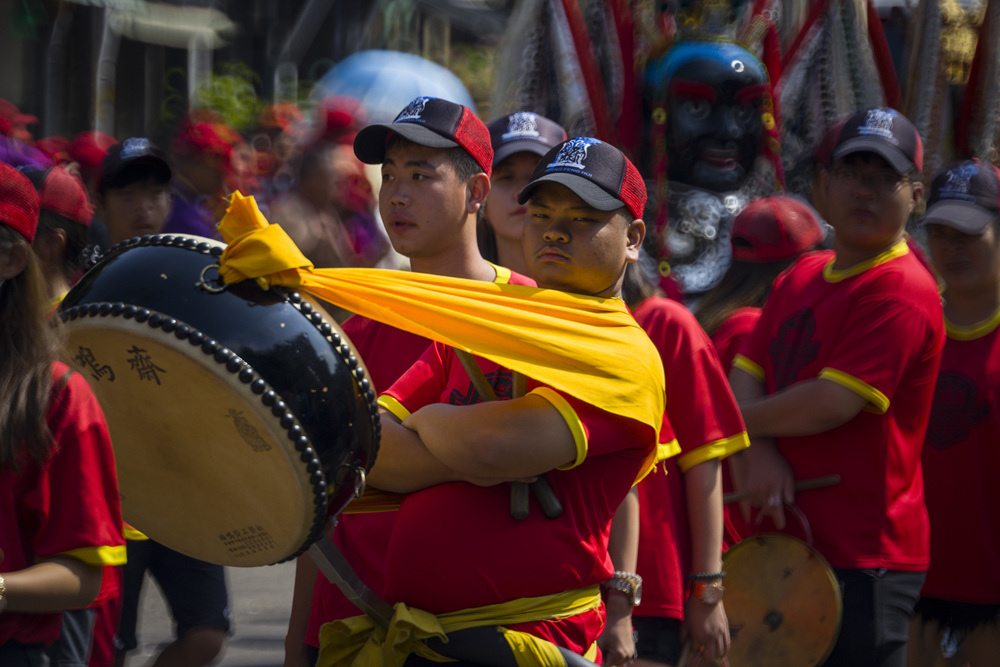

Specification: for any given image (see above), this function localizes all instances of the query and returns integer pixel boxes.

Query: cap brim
[833,137,914,174]
[100,156,172,191]
[354,122,458,164]
[922,200,996,234]
[518,173,625,212]
[493,140,551,167]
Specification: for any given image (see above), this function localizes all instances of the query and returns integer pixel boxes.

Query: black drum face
[59,234,379,566]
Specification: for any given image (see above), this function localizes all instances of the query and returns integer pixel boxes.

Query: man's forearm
[366,417,459,493]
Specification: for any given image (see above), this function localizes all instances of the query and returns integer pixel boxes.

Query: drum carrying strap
[453,350,563,521]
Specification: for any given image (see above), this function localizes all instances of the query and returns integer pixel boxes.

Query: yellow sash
[317,586,602,667]
[216,194,665,482]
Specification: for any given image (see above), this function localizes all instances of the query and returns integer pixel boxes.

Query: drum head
[65,314,320,567]
[59,235,379,567]
[722,533,842,666]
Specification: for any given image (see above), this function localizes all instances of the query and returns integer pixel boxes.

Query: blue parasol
[313,49,476,123]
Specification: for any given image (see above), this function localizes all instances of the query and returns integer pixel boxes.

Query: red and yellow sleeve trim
[657,439,681,463]
[677,432,750,473]
[123,525,148,541]
[56,544,127,567]
[733,354,765,382]
[946,308,1000,341]
[531,387,588,470]
[822,239,909,282]
[819,367,889,413]
[377,394,411,422]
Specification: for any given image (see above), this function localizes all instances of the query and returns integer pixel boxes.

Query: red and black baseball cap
[832,107,923,175]
[21,165,93,227]
[922,159,1000,234]
[99,137,172,194]
[732,195,823,263]
[353,96,493,176]
[517,137,647,220]
[488,112,567,166]
[0,162,41,243]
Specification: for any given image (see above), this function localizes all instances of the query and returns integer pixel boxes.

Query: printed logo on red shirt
[925,372,989,450]
[770,309,820,389]
[448,369,514,405]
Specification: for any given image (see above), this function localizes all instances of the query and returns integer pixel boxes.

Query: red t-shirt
[735,243,944,570]
[379,344,653,654]
[711,307,762,373]
[306,265,535,646]
[631,298,748,621]
[921,317,1000,604]
[709,307,763,548]
[0,363,125,645]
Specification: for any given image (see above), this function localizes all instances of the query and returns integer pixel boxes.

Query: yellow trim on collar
[946,308,1000,341]
[819,367,890,413]
[732,355,765,382]
[377,395,411,422]
[57,544,127,567]
[823,239,909,282]
[677,432,750,473]
[531,387,588,470]
[487,261,513,285]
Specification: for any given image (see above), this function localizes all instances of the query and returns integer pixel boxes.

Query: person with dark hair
[730,108,944,666]
[908,159,1000,667]
[284,96,535,667]
[620,256,747,667]
[21,166,94,304]
[96,138,172,246]
[478,112,566,275]
[695,195,825,370]
[0,162,125,665]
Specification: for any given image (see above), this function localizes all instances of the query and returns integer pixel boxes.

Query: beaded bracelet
[686,571,726,580]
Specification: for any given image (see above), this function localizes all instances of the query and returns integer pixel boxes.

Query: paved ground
[124,560,296,666]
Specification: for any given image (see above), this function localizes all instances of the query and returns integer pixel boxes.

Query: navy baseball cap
[98,137,171,194]
[517,137,647,220]
[353,96,493,176]
[832,107,923,175]
[922,159,1000,234]
[488,112,567,166]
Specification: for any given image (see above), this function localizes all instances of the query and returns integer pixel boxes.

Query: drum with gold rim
[58,234,379,567]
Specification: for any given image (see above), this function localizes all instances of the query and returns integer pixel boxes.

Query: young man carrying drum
[335,137,657,664]
[284,96,534,666]
[729,108,945,666]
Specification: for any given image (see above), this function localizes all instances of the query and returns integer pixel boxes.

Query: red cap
[731,196,823,263]
[34,136,72,164]
[0,99,38,143]
[316,95,366,146]
[68,131,118,173]
[0,162,41,243]
[172,121,234,163]
[22,166,93,227]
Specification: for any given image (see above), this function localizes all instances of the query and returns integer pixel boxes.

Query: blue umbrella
[313,49,476,123]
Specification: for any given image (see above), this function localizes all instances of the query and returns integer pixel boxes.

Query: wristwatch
[603,571,643,607]
[691,580,725,604]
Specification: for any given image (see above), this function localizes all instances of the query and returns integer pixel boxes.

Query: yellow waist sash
[317,586,602,667]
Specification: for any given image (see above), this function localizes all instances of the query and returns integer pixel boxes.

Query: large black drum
[58,234,379,567]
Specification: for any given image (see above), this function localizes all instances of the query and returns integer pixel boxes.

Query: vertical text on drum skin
[73,345,116,382]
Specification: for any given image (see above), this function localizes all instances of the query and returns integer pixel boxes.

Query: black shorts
[914,596,1000,634]
[114,539,231,652]
[823,568,925,667]
[0,643,46,667]
[632,616,683,665]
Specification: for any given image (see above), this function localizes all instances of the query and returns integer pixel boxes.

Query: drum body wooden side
[58,234,379,566]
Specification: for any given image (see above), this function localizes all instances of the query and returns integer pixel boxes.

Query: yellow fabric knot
[317,587,602,667]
